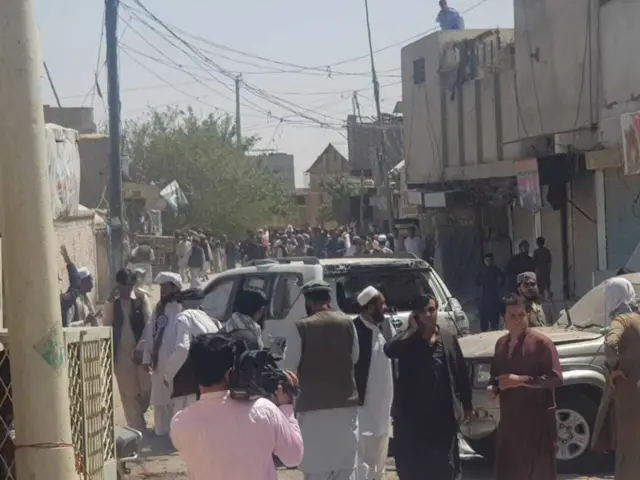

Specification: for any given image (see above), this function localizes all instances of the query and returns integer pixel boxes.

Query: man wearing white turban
[604,277,638,321]
[593,275,640,480]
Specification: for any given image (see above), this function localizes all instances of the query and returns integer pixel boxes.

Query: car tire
[555,391,609,474]
[466,433,496,460]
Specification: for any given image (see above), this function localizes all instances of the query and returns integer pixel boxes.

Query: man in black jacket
[384,294,472,480]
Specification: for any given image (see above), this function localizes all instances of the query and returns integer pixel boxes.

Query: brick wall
[54,211,99,305]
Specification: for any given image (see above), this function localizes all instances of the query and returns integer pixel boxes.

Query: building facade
[399,0,639,299]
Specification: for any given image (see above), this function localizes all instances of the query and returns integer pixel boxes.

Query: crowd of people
[21,224,640,480]
[160,275,570,480]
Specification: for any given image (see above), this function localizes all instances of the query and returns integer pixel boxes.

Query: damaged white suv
[200,254,470,356]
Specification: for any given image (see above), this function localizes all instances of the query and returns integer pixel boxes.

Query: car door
[262,273,304,358]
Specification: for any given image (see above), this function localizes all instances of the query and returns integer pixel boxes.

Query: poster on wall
[515,158,542,213]
[621,111,640,175]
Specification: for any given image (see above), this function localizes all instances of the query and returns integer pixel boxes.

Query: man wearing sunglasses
[384,294,472,480]
[516,271,546,327]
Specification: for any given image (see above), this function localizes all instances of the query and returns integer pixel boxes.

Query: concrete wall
[401,29,520,185]
[598,0,640,147]
[78,134,110,209]
[43,106,97,134]
[513,0,600,138]
[604,167,640,269]
[256,153,296,191]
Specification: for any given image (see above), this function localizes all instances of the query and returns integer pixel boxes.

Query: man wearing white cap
[142,272,183,436]
[354,286,394,480]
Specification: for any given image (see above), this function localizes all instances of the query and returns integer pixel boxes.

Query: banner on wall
[621,111,640,175]
[515,158,542,213]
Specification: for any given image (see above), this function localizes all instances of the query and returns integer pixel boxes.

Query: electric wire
[125,1,349,136]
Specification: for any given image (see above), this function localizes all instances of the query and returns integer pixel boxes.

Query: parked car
[458,272,640,473]
[200,254,470,356]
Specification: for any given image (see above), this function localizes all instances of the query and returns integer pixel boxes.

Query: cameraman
[170,333,303,479]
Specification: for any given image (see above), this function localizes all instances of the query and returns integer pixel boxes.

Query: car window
[271,274,303,319]
[201,279,235,320]
[334,270,434,315]
[232,274,276,314]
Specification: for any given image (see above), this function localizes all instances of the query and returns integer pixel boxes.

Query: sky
[35,0,515,187]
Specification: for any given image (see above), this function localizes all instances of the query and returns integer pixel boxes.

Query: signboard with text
[516,158,542,213]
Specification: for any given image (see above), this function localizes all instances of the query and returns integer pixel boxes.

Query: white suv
[200,254,470,355]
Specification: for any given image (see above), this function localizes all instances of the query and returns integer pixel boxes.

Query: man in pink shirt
[170,333,303,479]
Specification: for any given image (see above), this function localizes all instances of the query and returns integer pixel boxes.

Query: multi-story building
[401,0,638,298]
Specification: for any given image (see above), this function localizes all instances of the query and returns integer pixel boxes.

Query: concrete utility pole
[363,0,395,230]
[106,0,124,280]
[0,0,76,478]
[235,74,242,148]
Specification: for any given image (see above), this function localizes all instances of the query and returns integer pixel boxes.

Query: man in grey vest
[284,280,360,480]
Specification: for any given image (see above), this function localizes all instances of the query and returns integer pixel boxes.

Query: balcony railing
[0,327,116,479]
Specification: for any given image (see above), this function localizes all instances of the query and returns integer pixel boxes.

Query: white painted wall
[513,0,600,138]
[401,30,518,185]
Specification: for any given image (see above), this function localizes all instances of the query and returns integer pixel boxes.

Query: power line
[124,2,350,136]
[121,2,402,78]
[123,0,493,79]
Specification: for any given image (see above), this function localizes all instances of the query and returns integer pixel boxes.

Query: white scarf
[225,312,264,348]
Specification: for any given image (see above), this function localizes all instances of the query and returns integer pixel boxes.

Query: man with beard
[141,272,183,437]
[516,272,546,327]
[354,287,393,480]
[384,294,472,480]
[284,280,359,480]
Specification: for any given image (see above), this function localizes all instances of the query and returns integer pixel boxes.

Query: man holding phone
[384,294,472,480]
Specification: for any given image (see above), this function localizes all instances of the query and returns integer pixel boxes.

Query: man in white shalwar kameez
[165,298,222,414]
[142,272,183,436]
[354,287,394,480]
[284,280,360,480]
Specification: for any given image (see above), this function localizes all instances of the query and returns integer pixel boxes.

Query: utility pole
[106,0,124,280]
[363,0,395,230]
[235,74,242,148]
[0,0,76,478]
[43,61,62,108]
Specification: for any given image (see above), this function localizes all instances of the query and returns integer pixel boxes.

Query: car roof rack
[247,256,320,266]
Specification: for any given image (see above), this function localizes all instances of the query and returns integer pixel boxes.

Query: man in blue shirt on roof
[436,0,465,30]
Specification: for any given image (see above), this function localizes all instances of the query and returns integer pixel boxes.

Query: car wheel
[555,391,609,473]
[466,432,496,460]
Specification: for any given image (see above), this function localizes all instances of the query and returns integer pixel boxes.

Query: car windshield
[333,269,434,314]
[556,275,640,328]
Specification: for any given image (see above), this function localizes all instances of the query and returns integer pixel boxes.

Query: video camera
[228,340,298,402]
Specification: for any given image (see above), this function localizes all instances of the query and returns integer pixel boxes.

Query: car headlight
[473,363,492,388]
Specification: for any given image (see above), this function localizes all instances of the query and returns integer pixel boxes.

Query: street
[115,284,613,480]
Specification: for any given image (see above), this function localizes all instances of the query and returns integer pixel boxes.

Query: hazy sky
[35,0,514,186]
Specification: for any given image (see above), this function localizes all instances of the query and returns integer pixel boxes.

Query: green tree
[123,106,292,236]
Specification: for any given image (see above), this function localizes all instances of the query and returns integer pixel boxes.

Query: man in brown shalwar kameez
[489,294,563,480]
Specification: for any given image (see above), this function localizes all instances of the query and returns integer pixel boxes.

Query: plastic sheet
[45,124,81,219]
